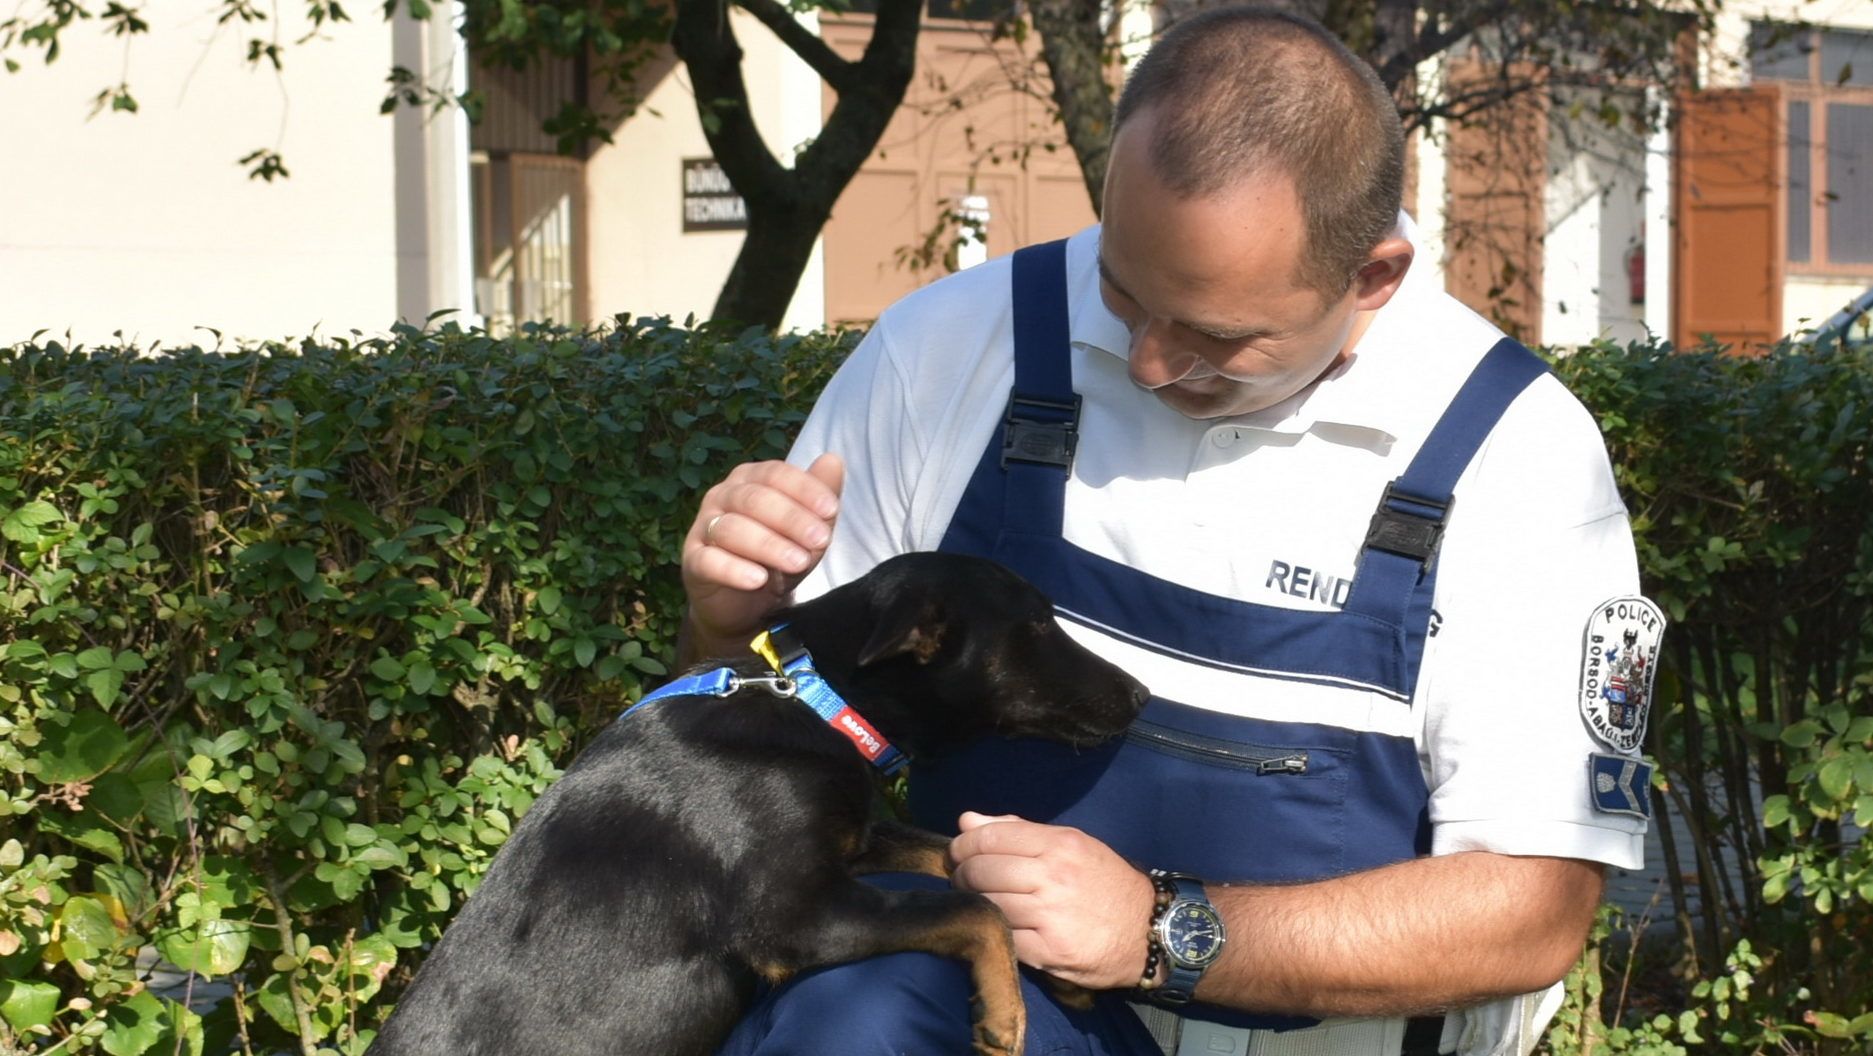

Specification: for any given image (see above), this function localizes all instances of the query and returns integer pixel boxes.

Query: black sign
[683,158,747,232]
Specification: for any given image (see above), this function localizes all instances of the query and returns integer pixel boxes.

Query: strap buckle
[1364,482,1453,571]
[1000,393,1082,470]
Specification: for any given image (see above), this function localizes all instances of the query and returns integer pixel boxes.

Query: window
[471,153,585,333]
[1752,22,1873,272]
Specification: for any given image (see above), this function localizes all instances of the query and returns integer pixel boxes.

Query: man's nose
[1126,318,1197,389]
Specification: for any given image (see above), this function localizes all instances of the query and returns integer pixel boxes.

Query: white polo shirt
[791,217,1649,871]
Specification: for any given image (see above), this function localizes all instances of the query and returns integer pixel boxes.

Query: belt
[1134,1008,1449,1056]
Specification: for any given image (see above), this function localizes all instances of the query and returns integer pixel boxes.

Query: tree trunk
[1028,0,1115,215]
[671,0,921,329]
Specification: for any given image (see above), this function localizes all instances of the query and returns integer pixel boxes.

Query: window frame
[1780,82,1873,277]
[1751,21,1873,276]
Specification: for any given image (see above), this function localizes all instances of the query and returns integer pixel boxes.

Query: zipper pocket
[1124,719,1311,775]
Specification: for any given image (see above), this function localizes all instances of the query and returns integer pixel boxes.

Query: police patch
[1590,753,1653,819]
[1578,595,1665,754]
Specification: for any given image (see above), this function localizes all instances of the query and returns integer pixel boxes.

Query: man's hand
[680,454,844,664]
[947,812,1156,989]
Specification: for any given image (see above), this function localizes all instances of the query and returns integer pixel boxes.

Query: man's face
[1097,117,1370,420]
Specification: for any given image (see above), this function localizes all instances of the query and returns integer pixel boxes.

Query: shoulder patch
[1579,595,1665,754]
[1590,753,1654,819]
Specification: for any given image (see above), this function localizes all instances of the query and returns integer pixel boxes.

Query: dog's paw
[971,1020,1024,1056]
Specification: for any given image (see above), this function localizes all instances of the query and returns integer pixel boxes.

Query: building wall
[582,10,827,332]
[817,16,1099,326]
[0,6,406,345]
[1541,95,1650,347]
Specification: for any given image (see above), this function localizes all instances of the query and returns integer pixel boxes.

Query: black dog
[368,552,1148,1056]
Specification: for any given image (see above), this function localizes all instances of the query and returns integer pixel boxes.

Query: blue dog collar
[620,625,908,777]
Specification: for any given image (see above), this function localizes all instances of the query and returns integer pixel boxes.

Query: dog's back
[372,688,874,1055]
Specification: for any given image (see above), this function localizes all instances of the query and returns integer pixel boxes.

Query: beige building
[0,1,474,345]
[3,1,1868,350]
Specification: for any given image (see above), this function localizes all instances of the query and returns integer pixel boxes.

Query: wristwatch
[1146,869,1227,1006]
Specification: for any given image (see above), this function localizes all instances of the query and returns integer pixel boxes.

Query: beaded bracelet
[1136,869,1178,990]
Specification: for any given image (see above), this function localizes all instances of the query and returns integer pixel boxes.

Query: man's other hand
[949,812,1155,990]
[681,453,844,663]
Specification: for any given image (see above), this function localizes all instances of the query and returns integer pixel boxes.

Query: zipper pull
[1256,754,1309,775]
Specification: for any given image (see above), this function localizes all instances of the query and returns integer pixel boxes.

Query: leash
[620,624,908,777]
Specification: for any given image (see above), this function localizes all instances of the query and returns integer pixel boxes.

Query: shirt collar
[1065,211,1430,444]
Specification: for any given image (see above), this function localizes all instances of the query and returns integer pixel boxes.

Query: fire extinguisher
[1626,236,1645,306]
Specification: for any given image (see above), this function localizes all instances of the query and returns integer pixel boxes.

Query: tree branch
[671,0,788,204]
[734,0,854,93]
[796,0,919,185]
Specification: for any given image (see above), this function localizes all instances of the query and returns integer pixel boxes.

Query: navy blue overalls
[717,240,1549,1055]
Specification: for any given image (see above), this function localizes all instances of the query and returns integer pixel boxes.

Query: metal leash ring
[730,674,797,698]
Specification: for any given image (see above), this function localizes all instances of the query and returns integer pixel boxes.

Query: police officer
[679,7,1657,1055]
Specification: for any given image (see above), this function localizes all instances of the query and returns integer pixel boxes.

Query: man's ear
[857,598,946,667]
[1351,236,1414,313]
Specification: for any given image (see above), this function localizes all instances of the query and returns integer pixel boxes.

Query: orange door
[1673,86,1784,352]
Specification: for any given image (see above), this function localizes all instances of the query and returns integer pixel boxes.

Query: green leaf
[1810,1011,1854,1038]
[353,844,409,870]
[101,991,167,1055]
[0,979,61,1031]
[61,894,127,960]
[408,661,437,695]
[77,645,116,670]
[87,771,144,820]
[283,546,316,583]
[235,540,283,566]
[256,973,303,1037]
[87,666,127,708]
[537,586,563,615]
[156,918,251,978]
[37,809,126,862]
[1,499,61,544]
[36,709,130,782]
[210,729,252,757]
[1818,756,1855,802]
[370,656,407,681]
[1781,720,1825,749]
[96,864,155,920]
[573,637,596,667]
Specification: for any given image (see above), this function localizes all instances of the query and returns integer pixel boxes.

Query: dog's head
[781,553,1149,758]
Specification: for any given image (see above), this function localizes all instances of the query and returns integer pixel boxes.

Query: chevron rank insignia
[1590,753,1653,819]
[1579,596,1665,754]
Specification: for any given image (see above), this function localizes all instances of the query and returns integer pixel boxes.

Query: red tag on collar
[830,705,890,762]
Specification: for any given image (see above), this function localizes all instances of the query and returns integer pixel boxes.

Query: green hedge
[1542,338,1873,1055]
[1,327,1870,1054]
[0,321,852,1054]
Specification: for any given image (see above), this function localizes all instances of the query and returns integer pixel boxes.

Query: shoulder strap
[1341,338,1551,637]
[1001,239,1081,536]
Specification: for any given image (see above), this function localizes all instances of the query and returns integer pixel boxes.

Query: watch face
[1160,901,1225,967]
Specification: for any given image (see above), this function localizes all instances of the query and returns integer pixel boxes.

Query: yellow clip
[749,629,785,673]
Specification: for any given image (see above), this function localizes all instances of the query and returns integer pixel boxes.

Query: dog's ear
[857,598,946,667]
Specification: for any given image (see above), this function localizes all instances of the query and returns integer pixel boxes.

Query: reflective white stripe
[1054,614,1420,741]
[1055,605,1412,702]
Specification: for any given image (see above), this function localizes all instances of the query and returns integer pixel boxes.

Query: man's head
[1098,5,1413,419]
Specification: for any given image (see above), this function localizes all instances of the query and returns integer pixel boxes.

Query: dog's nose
[1125,673,1150,708]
